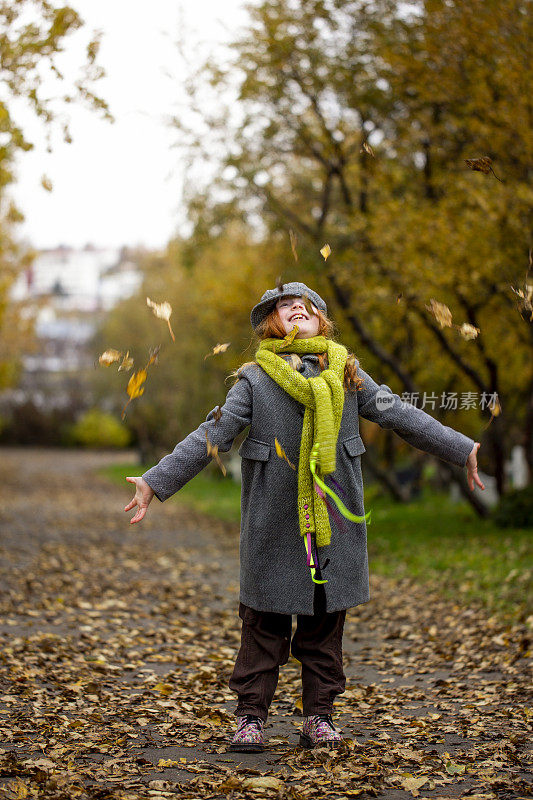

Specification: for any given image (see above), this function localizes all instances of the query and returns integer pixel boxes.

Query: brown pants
[229,585,347,722]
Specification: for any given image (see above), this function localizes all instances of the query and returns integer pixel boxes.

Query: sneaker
[228,714,265,752]
[300,714,343,749]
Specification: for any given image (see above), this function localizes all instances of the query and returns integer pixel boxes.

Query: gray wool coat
[142,354,475,615]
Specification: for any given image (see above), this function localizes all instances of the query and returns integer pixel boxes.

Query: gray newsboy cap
[250,281,327,330]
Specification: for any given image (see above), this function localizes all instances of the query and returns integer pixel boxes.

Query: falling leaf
[427,298,452,328]
[280,324,299,348]
[289,229,298,262]
[121,369,147,419]
[320,243,332,261]
[459,323,480,340]
[482,393,503,431]
[489,395,502,416]
[276,274,285,292]
[98,349,122,367]
[360,141,375,157]
[205,431,227,477]
[510,250,533,321]
[396,293,403,304]
[146,344,161,367]
[118,351,134,371]
[126,369,147,400]
[301,291,317,318]
[40,175,53,192]
[204,343,231,360]
[274,437,296,470]
[146,296,175,341]
[213,406,222,424]
[510,283,533,321]
[465,156,504,183]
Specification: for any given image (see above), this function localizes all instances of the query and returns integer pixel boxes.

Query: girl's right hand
[124,476,155,524]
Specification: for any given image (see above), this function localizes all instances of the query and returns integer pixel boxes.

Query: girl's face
[275,295,320,338]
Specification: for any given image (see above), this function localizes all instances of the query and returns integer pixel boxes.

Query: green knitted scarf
[255,335,348,548]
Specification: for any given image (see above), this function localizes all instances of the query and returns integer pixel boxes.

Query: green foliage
[168,0,532,499]
[0,0,111,390]
[68,409,132,449]
[491,486,533,529]
[101,462,242,523]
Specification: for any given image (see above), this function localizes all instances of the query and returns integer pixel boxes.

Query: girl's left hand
[466,442,485,491]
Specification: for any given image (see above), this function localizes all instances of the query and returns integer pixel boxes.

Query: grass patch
[101,461,242,523]
[103,462,531,621]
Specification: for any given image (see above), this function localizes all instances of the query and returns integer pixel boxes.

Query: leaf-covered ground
[0,448,531,800]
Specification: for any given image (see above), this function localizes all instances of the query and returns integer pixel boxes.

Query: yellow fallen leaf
[399,774,428,795]
[279,324,299,348]
[153,682,173,696]
[275,438,296,470]
[121,369,147,419]
[489,395,502,416]
[127,369,147,400]
[320,243,331,260]
[205,432,227,477]
[15,780,28,799]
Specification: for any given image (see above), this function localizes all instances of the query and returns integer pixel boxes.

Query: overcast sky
[9,0,246,252]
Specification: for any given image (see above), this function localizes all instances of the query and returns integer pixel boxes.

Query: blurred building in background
[2,244,143,417]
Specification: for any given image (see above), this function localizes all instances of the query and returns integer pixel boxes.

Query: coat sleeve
[356,364,475,468]
[141,374,253,501]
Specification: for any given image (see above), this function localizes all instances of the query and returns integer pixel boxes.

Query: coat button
[305,523,310,528]
[304,504,309,509]
[305,514,310,520]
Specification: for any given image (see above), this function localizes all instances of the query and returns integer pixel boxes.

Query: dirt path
[0,447,530,799]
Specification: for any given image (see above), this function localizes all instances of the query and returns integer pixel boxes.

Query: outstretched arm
[356,364,484,490]
[124,375,253,524]
[139,375,253,503]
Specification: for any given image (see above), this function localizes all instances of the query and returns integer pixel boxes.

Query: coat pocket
[342,434,366,457]
[238,437,271,461]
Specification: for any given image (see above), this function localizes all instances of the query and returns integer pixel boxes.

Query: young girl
[124,281,484,752]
